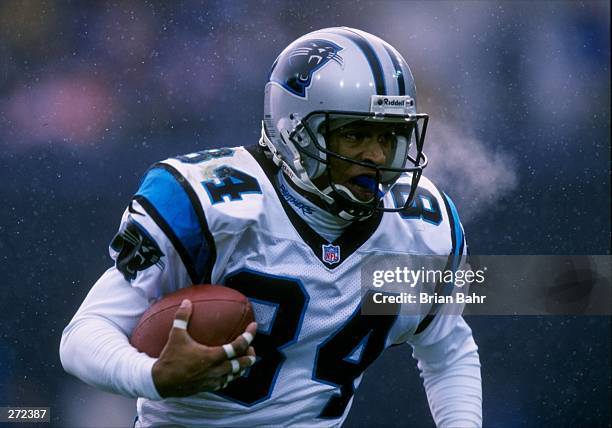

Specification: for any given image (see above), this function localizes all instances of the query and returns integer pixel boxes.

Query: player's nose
[360,138,387,165]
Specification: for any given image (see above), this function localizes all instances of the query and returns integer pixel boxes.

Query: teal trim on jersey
[390,184,443,225]
[201,166,262,205]
[343,331,371,364]
[136,167,209,281]
[248,298,280,335]
[414,193,465,336]
[312,291,399,418]
[443,193,464,265]
[221,269,309,406]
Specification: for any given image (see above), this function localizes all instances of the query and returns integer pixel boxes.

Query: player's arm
[59,165,256,398]
[408,313,482,428]
[59,266,163,399]
[408,260,482,424]
[59,265,257,399]
[407,192,482,427]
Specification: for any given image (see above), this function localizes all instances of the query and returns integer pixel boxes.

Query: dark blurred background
[0,1,609,426]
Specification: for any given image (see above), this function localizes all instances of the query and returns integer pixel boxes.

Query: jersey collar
[247,145,383,269]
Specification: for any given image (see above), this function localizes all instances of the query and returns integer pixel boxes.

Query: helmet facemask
[284,111,429,220]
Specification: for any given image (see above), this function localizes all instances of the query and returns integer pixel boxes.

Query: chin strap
[259,122,336,206]
[319,184,382,221]
[259,121,379,221]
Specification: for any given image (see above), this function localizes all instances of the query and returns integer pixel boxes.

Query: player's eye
[342,131,369,142]
[379,132,396,145]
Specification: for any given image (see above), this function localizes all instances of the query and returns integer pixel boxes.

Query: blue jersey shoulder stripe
[442,193,465,267]
[135,164,215,284]
[134,195,200,283]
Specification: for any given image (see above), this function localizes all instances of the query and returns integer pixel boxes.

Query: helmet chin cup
[333,183,375,204]
[322,185,377,220]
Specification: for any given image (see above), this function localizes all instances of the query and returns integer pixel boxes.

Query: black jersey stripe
[134,195,200,284]
[155,163,217,284]
[135,163,217,284]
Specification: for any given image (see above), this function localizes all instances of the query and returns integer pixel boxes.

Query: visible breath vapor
[422,122,518,223]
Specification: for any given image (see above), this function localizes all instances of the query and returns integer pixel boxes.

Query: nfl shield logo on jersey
[322,244,341,265]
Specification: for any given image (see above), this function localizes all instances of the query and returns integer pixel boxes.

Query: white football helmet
[260,27,428,219]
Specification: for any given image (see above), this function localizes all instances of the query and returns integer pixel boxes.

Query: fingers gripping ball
[130,285,255,357]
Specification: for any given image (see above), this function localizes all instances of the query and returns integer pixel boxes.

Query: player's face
[324,121,399,201]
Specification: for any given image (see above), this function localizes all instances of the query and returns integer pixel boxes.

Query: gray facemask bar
[290,110,429,216]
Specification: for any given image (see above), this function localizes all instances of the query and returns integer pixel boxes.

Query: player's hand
[151,299,257,398]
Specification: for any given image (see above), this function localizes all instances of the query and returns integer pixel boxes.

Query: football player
[60,27,482,427]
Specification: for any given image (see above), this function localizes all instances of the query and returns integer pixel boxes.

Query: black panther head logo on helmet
[270,39,343,98]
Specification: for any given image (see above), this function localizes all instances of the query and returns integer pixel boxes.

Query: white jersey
[61,145,481,427]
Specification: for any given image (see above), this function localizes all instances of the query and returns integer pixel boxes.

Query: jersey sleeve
[405,193,481,427]
[412,190,468,334]
[59,267,162,400]
[407,313,482,427]
[60,162,218,400]
[109,163,216,300]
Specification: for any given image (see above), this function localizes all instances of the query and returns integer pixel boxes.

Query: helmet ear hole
[289,123,327,179]
[310,132,328,179]
[294,114,327,180]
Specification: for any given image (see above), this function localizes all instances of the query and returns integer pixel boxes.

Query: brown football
[130,284,254,358]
